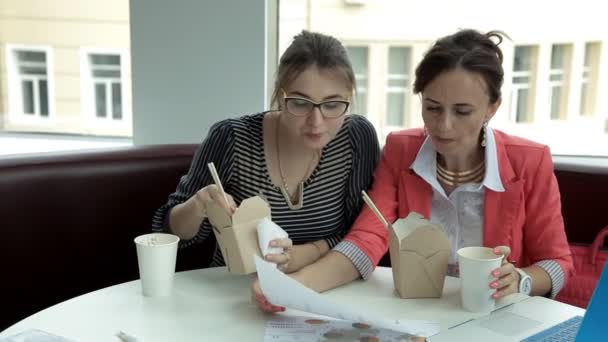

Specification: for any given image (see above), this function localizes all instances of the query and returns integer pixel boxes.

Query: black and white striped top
[152,112,379,272]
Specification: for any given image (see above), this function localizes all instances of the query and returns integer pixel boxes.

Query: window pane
[514,46,533,71]
[584,42,601,68]
[16,51,46,63]
[19,66,46,76]
[550,86,562,120]
[388,78,408,87]
[347,47,368,74]
[549,74,562,82]
[580,83,589,115]
[112,82,122,119]
[513,76,530,84]
[516,88,529,122]
[386,92,405,126]
[92,69,121,78]
[355,91,367,115]
[95,83,107,118]
[551,44,566,69]
[39,79,49,116]
[22,80,35,114]
[90,54,120,66]
[388,47,411,74]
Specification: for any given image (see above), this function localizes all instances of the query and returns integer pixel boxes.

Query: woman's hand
[251,278,285,313]
[192,184,237,215]
[263,238,295,272]
[490,246,520,299]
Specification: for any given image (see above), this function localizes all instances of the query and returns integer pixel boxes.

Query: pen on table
[117,331,140,342]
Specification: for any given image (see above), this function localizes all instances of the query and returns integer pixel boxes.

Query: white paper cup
[457,246,503,312]
[134,233,180,297]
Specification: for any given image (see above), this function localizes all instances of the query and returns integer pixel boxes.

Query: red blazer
[345,128,573,283]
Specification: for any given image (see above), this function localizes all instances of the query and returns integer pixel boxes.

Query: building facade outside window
[346,46,369,116]
[0,1,132,146]
[385,46,411,127]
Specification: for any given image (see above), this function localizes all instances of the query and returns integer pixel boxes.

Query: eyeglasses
[283,94,350,119]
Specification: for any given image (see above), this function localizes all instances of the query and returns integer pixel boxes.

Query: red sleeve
[523,146,574,284]
[343,133,402,268]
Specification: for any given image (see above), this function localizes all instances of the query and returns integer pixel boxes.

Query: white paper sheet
[255,255,440,337]
[264,315,426,342]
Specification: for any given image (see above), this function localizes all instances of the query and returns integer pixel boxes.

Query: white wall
[130,0,277,145]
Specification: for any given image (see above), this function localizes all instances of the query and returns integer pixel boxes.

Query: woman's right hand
[192,184,237,216]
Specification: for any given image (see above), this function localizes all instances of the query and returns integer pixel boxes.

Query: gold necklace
[436,160,485,187]
[275,117,317,210]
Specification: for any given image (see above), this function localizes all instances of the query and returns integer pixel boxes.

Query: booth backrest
[0,144,217,330]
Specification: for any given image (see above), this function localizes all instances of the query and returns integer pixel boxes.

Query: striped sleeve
[151,119,235,248]
[333,115,380,279]
[534,259,565,298]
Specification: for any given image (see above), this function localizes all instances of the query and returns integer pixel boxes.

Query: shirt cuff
[534,259,565,298]
[333,240,374,280]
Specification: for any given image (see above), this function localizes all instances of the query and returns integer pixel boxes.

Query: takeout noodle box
[207,196,270,275]
[390,212,451,298]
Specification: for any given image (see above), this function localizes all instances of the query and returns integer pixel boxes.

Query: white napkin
[257,217,289,256]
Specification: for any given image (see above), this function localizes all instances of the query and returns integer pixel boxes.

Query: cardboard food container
[389,212,451,298]
[206,196,270,275]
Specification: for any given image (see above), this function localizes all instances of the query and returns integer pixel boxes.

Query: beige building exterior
[0,0,131,137]
[279,0,608,155]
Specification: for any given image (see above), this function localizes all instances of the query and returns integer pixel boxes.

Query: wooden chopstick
[207,162,229,207]
[361,190,390,229]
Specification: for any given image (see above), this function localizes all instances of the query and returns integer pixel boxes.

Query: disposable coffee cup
[134,233,179,297]
[457,246,503,312]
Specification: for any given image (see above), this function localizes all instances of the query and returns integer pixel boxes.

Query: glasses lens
[286,98,313,116]
[320,101,348,117]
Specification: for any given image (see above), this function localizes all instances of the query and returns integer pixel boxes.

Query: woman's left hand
[490,246,521,299]
[263,238,295,272]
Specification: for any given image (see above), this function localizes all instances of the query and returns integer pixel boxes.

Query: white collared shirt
[411,127,504,264]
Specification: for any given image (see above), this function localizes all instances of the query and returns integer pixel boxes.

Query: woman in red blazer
[341,29,573,299]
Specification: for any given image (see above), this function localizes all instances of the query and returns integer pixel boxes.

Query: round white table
[0,266,527,341]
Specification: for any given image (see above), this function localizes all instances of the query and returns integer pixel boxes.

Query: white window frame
[80,48,130,128]
[5,44,55,125]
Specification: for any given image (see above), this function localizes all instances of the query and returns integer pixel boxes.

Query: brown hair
[414,29,506,104]
[270,30,356,109]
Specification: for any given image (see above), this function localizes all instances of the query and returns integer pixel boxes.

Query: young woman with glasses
[152,31,380,312]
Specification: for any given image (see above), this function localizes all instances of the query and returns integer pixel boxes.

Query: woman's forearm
[291,251,360,292]
[168,198,206,240]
